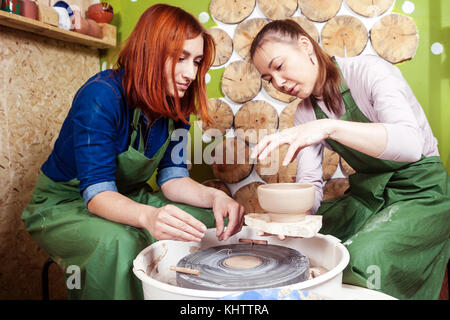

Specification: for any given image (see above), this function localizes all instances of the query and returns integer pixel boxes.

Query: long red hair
[116,4,214,124]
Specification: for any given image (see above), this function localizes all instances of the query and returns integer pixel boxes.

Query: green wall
[102,0,450,187]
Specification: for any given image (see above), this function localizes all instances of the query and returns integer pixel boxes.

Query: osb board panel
[0,25,99,299]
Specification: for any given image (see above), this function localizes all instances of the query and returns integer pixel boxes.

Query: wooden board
[202,179,232,197]
[208,28,233,67]
[262,78,296,103]
[221,60,261,103]
[322,147,339,180]
[209,0,256,24]
[321,15,368,57]
[234,100,279,144]
[255,144,298,183]
[298,0,342,23]
[0,9,115,48]
[233,181,266,214]
[323,178,349,200]
[233,18,268,60]
[211,137,253,183]
[257,0,297,20]
[279,98,301,131]
[199,98,234,136]
[288,16,320,43]
[370,13,418,64]
[347,0,393,17]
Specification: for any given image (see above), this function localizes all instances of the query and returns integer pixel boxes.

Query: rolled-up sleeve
[156,167,189,187]
[156,118,191,187]
[82,180,118,207]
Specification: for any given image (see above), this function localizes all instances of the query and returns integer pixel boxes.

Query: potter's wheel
[175,243,309,291]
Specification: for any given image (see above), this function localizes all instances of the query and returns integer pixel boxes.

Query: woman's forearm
[161,177,225,208]
[325,119,387,158]
[87,190,155,229]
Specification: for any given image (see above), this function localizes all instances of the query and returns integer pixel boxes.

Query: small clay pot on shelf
[86,18,102,39]
[19,0,38,20]
[87,2,114,24]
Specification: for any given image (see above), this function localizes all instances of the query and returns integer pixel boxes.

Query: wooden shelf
[0,10,116,49]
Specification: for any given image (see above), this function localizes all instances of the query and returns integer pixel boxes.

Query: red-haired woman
[22,4,244,299]
[249,20,449,300]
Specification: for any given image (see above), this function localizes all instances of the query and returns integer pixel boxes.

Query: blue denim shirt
[41,69,190,206]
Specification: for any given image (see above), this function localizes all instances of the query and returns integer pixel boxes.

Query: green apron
[313,66,450,300]
[21,108,216,300]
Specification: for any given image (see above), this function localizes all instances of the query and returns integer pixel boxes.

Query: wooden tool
[238,238,268,245]
[170,266,200,276]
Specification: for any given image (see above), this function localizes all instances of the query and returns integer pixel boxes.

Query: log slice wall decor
[209,28,233,67]
[209,0,256,24]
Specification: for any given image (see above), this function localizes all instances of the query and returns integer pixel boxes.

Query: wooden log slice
[222,60,261,103]
[199,98,234,136]
[321,15,368,57]
[202,179,232,197]
[347,0,393,18]
[262,79,296,103]
[233,18,268,60]
[209,0,256,24]
[322,147,339,180]
[340,157,356,176]
[208,28,233,67]
[279,98,301,131]
[211,137,253,183]
[257,0,297,20]
[233,181,266,213]
[298,0,342,23]
[255,145,298,183]
[288,16,320,43]
[370,13,418,64]
[234,100,279,144]
[323,178,349,201]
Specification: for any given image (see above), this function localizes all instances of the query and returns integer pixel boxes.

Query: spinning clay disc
[176,243,309,291]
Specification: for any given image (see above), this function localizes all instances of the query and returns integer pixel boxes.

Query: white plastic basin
[133,226,352,300]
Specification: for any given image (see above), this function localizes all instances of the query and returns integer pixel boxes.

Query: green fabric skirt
[22,173,217,300]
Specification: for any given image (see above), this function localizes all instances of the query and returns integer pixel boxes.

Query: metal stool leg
[42,258,55,300]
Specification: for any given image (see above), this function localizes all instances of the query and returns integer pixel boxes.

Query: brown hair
[250,19,342,114]
[116,4,215,124]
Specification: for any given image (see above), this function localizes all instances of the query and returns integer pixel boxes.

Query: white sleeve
[292,100,324,214]
[366,58,423,162]
[296,143,324,214]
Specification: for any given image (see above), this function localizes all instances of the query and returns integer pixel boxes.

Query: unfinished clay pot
[257,183,315,215]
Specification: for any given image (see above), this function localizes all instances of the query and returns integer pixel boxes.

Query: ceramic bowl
[87,2,114,24]
[257,183,315,214]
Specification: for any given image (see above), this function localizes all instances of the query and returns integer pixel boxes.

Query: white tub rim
[132,231,350,299]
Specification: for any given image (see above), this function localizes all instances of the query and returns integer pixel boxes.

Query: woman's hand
[143,204,207,242]
[251,119,334,165]
[212,192,245,241]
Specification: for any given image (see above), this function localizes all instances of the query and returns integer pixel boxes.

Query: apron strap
[129,108,145,153]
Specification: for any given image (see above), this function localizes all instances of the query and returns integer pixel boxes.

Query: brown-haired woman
[250,19,449,300]
[22,4,244,299]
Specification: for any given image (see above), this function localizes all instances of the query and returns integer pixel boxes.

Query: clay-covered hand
[251,119,333,165]
[212,193,245,241]
[145,204,207,242]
